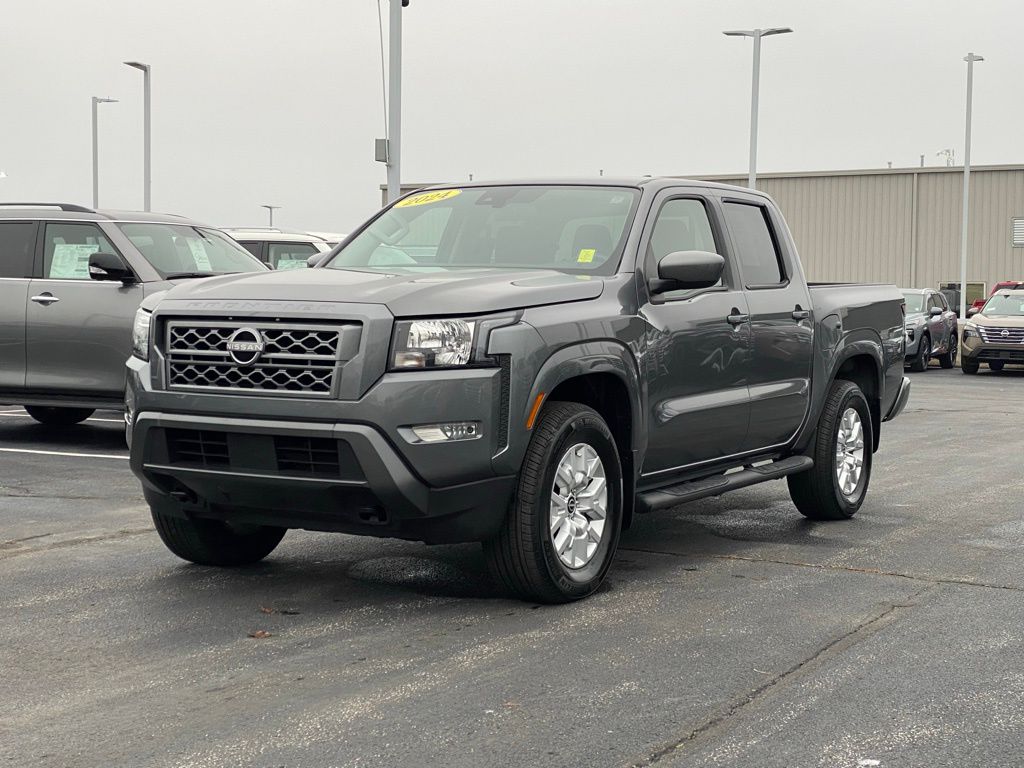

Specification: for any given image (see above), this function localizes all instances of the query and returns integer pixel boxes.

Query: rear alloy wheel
[24,406,94,427]
[962,359,980,375]
[938,332,958,369]
[483,401,622,603]
[909,334,930,372]
[989,361,1005,372]
[788,379,872,521]
[151,509,286,567]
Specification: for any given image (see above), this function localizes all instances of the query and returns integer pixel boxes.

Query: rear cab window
[0,221,37,278]
[722,202,786,287]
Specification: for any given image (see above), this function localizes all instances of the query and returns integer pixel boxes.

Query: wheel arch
[829,346,883,452]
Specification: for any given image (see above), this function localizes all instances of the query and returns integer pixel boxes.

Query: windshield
[325,186,640,275]
[117,223,267,278]
[901,292,925,313]
[981,293,1024,316]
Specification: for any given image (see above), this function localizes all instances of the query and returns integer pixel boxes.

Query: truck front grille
[978,326,1024,344]
[274,436,342,476]
[165,321,351,396]
[166,429,230,468]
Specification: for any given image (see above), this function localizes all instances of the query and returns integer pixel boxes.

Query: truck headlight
[391,318,480,369]
[132,308,152,361]
[904,326,915,341]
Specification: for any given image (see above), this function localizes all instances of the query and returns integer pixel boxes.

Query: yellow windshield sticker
[577,248,596,263]
[395,189,462,208]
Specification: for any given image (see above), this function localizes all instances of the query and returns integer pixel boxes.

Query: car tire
[962,360,980,375]
[483,401,623,603]
[909,334,930,372]
[788,379,872,521]
[151,509,286,567]
[938,332,958,369]
[988,361,1005,372]
[24,406,95,426]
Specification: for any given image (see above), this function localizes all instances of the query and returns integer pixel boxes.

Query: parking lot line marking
[0,447,128,460]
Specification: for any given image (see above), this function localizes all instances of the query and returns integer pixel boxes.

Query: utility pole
[959,52,984,320]
[385,0,407,204]
[91,97,118,208]
[261,205,281,227]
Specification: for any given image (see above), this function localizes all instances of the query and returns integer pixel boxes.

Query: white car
[224,228,332,270]
[306,231,348,247]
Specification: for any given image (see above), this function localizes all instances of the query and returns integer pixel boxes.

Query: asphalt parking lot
[3,367,1023,768]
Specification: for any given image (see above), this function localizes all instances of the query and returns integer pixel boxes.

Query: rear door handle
[792,309,810,320]
[30,294,60,306]
[727,312,749,326]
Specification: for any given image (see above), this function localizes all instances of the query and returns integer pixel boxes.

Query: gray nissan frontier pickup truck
[126,179,910,602]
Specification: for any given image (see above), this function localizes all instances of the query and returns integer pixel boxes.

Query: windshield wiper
[164,271,220,280]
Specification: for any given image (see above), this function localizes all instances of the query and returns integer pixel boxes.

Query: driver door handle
[30,294,60,306]
[727,312,749,326]
[792,309,810,320]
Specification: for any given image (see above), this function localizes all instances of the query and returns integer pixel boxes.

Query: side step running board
[636,455,813,514]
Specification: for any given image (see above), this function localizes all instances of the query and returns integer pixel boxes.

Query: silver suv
[0,203,267,426]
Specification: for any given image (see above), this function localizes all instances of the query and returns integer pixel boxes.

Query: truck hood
[158,267,606,316]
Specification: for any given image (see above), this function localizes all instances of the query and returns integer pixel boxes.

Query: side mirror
[306,254,322,268]
[929,306,943,316]
[88,252,137,284]
[652,250,724,292]
[967,306,980,318]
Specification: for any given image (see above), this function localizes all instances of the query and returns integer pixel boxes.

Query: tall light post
[959,52,983,320]
[261,205,281,227]
[376,0,408,204]
[124,61,151,211]
[91,96,118,208]
[723,27,793,189]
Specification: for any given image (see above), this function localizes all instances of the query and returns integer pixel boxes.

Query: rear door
[0,220,38,390]
[25,221,144,397]
[721,199,814,452]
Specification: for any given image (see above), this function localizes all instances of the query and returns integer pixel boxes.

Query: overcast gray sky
[1,0,1019,231]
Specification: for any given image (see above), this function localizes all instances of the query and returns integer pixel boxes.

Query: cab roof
[413,176,773,201]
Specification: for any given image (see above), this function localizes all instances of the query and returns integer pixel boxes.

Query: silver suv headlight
[132,308,152,361]
[963,322,980,338]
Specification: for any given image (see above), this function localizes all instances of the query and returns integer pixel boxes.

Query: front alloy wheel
[550,443,608,569]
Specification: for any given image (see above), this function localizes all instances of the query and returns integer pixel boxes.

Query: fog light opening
[407,422,482,444]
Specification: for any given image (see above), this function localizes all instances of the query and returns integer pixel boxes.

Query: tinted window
[0,222,36,278]
[239,241,263,258]
[649,199,719,262]
[723,202,785,286]
[42,222,118,280]
[267,242,318,270]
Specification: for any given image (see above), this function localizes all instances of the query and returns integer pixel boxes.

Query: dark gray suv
[0,203,267,426]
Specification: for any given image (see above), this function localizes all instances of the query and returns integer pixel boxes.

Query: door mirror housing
[652,250,724,292]
[967,306,981,318]
[929,306,943,316]
[88,252,136,284]
[307,253,326,268]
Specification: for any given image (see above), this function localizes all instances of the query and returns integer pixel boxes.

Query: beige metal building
[387,164,1024,304]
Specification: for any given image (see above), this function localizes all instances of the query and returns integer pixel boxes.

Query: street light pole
[91,97,118,209]
[385,0,404,204]
[261,205,281,227]
[124,62,152,211]
[959,52,983,320]
[723,27,792,189]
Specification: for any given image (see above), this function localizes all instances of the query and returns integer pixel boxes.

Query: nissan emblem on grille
[226,327,265,366]
[1002,329,1010,338]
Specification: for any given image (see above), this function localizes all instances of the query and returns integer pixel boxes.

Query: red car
[972,281,1024,312]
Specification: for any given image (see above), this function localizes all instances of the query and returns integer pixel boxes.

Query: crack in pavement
[624,585,934,767]
[620,546,1024,593]
[0,527,153,559]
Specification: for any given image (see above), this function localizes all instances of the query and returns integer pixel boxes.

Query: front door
[0,221,37,390]
[25,221,143,398]
[720,200,814,451]
[639,194,752,477]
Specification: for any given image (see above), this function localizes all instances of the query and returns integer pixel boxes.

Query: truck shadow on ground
[0,421,126,452]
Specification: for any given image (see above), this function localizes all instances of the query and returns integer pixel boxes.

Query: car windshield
[982,294,1024,316]
[324,186,640,275]
[901,292,925,313]
[117,222,267,278]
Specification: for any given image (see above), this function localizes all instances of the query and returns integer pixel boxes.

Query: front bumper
[132,410,515,543]
[961,335,1024,365]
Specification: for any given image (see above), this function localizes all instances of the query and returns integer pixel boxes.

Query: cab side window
[42,222,118,280]
[268,242,319,270]
[0,222,36,278]
[723,202,785,287]
[646,198,722,300]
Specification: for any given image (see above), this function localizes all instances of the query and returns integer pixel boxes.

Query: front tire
[24,406,94,426]
[988,361,1005,372]
[938,332,958,369]
[483,401,623,603]
[788,380,873,521]
[151,509,286,566]
[909,334,930,372]
[962,359,979,374]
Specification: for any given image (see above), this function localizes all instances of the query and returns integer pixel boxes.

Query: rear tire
[788,380,872,521]
[24,406,94,426]
[938,332,958,369]
[988,361,1005,372]
[483,401,623,603]
[962,360,979,375]
[909,334,930,372]
[151,508,286,566]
